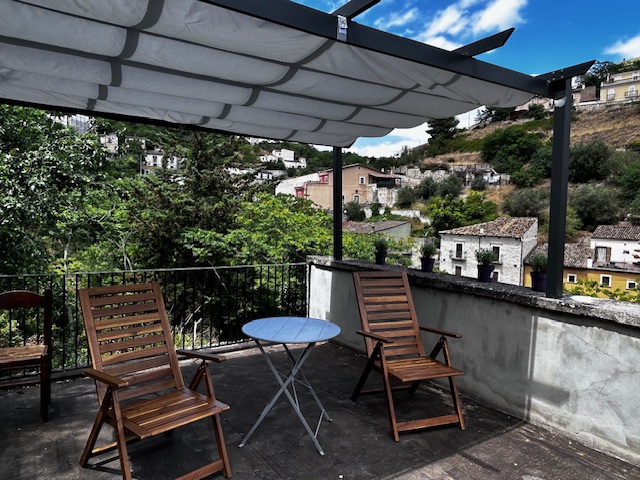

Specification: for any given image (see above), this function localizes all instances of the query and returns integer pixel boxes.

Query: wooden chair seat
[0,345,47,367]
[118,389,229,439]
[79,282,231,480]
[0,289,52,422]
[386,357,464,383]
[352,271,465,441]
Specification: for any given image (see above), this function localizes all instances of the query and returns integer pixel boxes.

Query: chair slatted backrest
[353,271,425,360]
[0,289,52,350]
[79,283,184,404]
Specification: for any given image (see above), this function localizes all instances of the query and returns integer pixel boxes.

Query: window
[454,266,462,276]
[566,274,577,284]
[491,246,501,263]
[600,275,612,288]
[455,243,463,259]
[627,280,638,290]
[607,88,615,100]
[595,246,611,265]
[353,195,360,203]
[359,176,365,184]
[491,271,499,282]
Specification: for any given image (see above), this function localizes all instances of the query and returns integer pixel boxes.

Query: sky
[297,0,640,158]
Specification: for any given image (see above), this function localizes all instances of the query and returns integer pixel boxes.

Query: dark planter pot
[477,264,495,282]
[421,257,435,272]
[375,251,387,265]
[531,271,547,292]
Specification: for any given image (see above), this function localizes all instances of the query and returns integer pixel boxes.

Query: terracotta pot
[530,271,547,292]
[477,264,495,282]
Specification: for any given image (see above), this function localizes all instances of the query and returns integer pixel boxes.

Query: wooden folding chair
[351,271,465,441]
[79,283,231,480]
[0,289,52,421]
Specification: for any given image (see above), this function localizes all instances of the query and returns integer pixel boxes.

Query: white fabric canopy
[0,0,544,147]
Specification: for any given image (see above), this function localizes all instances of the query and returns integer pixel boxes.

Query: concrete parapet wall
[307,257,640,467]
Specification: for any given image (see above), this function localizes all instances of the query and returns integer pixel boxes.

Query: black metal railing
[0,264,308,376]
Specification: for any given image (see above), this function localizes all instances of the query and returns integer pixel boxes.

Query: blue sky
[298,0,640,157]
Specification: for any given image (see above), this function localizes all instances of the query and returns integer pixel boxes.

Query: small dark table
[238,316,340,455]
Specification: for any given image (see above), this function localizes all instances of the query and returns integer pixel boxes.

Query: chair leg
[381,365,399,442]
[352,342,382,401]
[40,354,50,422]
[212,414,232,479]
[448,376,465,430]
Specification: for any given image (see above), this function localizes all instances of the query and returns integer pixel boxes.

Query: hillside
[430,103,640,166]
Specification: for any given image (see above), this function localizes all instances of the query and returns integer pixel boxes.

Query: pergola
[0,0,593,297]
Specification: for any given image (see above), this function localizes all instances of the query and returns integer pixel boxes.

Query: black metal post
[546,79,572,298]
[333,147,343,260]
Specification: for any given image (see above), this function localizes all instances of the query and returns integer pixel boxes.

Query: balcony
[1,260,640,478]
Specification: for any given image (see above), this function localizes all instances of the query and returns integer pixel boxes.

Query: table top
[242,316,341,344]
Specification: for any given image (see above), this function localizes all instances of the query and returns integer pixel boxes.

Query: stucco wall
[307,257,640,467]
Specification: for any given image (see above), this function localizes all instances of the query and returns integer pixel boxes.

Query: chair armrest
[356,330,393,343]
[176,349,226,363]
[83,368,129,389]
[419,326,462,338]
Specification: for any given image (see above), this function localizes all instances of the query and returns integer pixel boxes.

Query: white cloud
[422,5,467,38]
[604,34,640,60]
[422,35,462,51]
[374,8,419,30]
[347,122,431,158]
[472,0,527,35]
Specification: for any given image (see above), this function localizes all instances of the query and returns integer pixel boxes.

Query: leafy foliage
[396,185,417,208]
[569,183,619,231]
[568,141,612,183]
[481,127,543,174]
[427,192,497,235]
[502,188,548,218]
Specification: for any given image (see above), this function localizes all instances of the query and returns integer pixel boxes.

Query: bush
[470,175,487,191]
[527,103,547,120]
[529,252,548,272]
[396,185,417,208]
[476,248,496,265]
[344,201,365,221]
[436,175,464,198]
[481,127,543,173]
[502,188,548,218]
[419,238,437,259]
[568,140,612,183]
[374,236,389,253]
[569,183,619,231]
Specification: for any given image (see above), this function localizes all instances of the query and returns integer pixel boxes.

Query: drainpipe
[547,79,572,298]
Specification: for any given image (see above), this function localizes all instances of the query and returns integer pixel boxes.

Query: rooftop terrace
[2,342,638,479]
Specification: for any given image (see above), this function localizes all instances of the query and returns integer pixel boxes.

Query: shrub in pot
[374,237,389,265]
[419,239,437,272]
[476,248,496,282]
[529,252,548,292]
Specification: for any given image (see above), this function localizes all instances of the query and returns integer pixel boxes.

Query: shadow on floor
[1,342,638,479]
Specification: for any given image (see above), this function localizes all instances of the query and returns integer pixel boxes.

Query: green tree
[569,183,619,231]
[614,160,640,202]
[436,175,464,198]
[470,175,487,191]
[427,192,497,235]
[219,194,332,265]
[417,177,438,200]
[502,188,548,218]
[344,201,366,221]
[425,117,459,156]
[481,127,543,174]
[0,106,107,274]
[527,103,546,120]
[396,186,417,208]
[568,141,612,183]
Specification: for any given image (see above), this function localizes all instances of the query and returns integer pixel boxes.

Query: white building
[275,173,321,197]
[142,149,183,174]
[260,148,307,169]
[589,225,640,269]
[439,217,538,285]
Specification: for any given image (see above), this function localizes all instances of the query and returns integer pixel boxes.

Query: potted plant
[476,248,496,282]
[419,239,437,272]
[529,252,548,292]
[374,237,389,265]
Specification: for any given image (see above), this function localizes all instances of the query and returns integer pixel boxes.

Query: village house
[439,217,538,285]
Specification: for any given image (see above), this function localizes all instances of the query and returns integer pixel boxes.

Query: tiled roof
[524,243,591,269]
[343,220,410,235]
[439,217,537,238]
[592,225,640,241]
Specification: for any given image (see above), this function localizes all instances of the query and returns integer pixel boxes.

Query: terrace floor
[1,342,638,480]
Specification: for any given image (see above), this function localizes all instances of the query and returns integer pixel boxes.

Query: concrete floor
[1,342,639,480]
